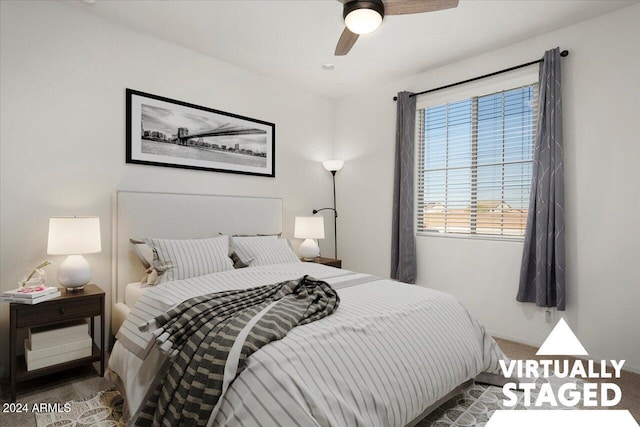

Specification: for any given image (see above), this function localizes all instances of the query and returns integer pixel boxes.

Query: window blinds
[416,84,538,237]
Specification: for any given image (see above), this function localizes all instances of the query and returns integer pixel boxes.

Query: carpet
[34,389,124,427]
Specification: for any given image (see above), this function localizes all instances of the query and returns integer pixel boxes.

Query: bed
[108,191,506,426]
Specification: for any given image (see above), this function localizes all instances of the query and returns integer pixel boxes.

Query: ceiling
[66,0,636,99]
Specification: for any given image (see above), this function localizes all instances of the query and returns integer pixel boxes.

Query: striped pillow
[232,237,301,267]
[145,236,233,283]
[228,233,278,268]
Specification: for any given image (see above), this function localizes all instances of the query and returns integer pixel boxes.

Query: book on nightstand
[24,336,92,371]
[29,319,89,350]
[2,285,58,299]
[0,290,61,305]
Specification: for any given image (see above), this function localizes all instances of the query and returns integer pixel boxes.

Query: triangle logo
[536,318,589,356]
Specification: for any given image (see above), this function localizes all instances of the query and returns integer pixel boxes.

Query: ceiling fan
[335,0,459,56]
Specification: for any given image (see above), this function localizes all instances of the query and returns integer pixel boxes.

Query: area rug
[421,383,518,426]
[421,375,582,426]
[34,389,124,427]
[35,378,579,427]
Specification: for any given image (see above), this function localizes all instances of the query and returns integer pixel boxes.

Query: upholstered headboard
[111,190,283,306]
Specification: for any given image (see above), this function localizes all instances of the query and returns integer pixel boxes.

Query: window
[416,83,538,238]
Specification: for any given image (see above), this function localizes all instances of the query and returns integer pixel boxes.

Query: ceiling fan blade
[335,27,359,56]
[384,0,459,15]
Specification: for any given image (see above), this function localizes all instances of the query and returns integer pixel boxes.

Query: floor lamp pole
[331,170,338,259]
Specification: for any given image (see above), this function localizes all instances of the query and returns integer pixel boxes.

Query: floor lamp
[313,160,344,259]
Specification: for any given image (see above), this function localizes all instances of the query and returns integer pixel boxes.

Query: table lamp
[294,216,325,260]
[47,216,101,291]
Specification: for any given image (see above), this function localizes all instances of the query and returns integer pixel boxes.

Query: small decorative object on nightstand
[308,257,342,269]
[9,284,105,402]
[18,260,52,288]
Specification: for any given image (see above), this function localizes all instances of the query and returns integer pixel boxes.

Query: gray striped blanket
[135,275,339,426]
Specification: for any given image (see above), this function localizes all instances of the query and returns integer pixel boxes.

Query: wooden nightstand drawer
[15,296,101,328]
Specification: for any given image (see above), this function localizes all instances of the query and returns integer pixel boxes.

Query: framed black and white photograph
[126,89,275,177]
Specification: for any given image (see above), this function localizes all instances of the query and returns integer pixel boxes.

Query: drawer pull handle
[59,308,65,315]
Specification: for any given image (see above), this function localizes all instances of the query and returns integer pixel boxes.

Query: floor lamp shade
[47,217,101,290]
[295,216,324,260]
[322,160,344,173]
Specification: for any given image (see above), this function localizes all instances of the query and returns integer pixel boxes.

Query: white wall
[0,1,335,377]
[334,5,640,371]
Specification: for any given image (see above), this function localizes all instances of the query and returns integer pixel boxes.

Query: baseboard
[490,331,542,349]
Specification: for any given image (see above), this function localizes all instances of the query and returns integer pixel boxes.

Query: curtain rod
[393,49,569,101]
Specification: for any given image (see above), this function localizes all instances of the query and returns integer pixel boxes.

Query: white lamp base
[299,238,320,261]
[57,254,92,290]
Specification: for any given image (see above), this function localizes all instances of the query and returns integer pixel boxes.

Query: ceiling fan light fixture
[344,1,384,35]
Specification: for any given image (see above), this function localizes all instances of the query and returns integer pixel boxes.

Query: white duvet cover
[109,263,505,426]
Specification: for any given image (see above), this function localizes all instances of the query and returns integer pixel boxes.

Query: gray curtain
[517,47,566,310]
[391,92,417,284]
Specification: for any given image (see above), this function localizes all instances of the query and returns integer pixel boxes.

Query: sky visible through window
[419,86,535,235]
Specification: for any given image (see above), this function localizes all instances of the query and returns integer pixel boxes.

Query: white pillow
[232,237,300,267]
[145,235,234,282]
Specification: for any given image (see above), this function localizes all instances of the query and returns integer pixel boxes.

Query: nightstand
[9,284,105,402]
[308,257,342,268]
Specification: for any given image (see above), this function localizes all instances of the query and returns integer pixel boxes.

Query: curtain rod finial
[393,96,398,101]
[560,50,569,57]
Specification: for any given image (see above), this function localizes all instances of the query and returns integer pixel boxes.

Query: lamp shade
[322,160,344,172]
[47,216,102,255]
[294,216,325,239]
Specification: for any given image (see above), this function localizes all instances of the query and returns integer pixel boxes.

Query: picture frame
[126,89,275,177]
